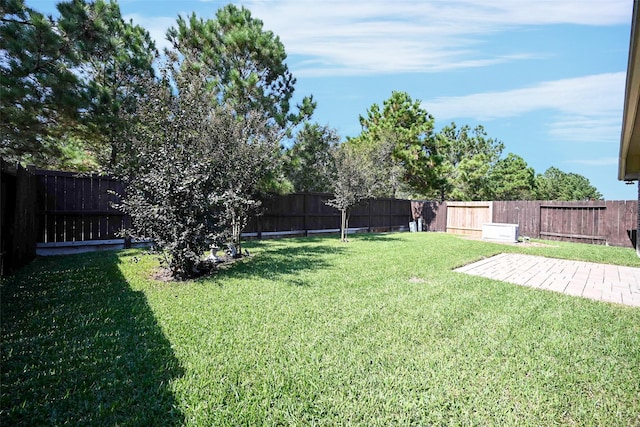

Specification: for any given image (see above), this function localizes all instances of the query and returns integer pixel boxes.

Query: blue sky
[36,0,636,199]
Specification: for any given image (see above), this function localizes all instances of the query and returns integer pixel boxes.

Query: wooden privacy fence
[492,200,637,248]
[444,201,492,237]
[244,193,412,237]
[2,160,638,272]
[1,160,38,273]
[1,165,414,263]
[33,173,412,244]
[412,200,638,249]
[37,168,128,244]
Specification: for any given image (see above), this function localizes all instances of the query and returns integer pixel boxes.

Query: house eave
[620,0,640,182]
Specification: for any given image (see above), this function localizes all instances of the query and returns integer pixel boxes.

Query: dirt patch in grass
[150,255,248,282]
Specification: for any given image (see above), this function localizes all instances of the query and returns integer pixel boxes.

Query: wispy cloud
[127,1,629,77]
[242,0,630,76]
[566,157,619,166]
[124,14,176,52]
[424,72,625,143]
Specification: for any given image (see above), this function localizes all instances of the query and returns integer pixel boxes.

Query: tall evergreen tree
[349,91,442,198]
[167,4,315,132]
[490,153,535,200]
[284,123,339,193]
[1,0,85,165]
[435,123,504,201]
[75,0,157,169]
[534,167,602,201]
[0,0,157,169]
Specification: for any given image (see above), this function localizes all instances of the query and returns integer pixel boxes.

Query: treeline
[284,94,602,203]
[1,0,601,204]
[1,1,602,276]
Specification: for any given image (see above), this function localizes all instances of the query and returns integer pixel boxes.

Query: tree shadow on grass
[213,233,405,286]
[221,240,347,286]
[346,232,405,242]
[1,251,184,426]
[242,231,404,248]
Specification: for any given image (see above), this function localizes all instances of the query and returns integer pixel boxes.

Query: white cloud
[239,0,630,76]
[124,1,630,77]
[124,14,176,52]
[423,72,625,143]
[565,157,619,166]
[548,116,623,144]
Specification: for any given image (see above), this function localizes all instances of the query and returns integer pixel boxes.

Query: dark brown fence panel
[35,169,126,242]
[389,198,413,229]
[348,200,371,229]
[493,201,539,238]
[304,193,339,230]
[410,200,447,231]
[255,192,306,233]
[539,202,607,245]
[1,160,38,274]
[605,200,637,248]
[247,193,411,235]
[15,164,39,265]
[350,198,412,231]
[493,200,636,248]
[359,199,381,230]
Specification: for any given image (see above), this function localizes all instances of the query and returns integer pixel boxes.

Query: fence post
[0,159,9,274]
[303,193,308,237]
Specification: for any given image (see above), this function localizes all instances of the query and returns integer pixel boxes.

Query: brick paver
[454,253,640,307]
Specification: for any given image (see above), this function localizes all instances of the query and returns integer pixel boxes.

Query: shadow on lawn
[217,232,404,285]
[0,252,184,426]
[348,232,405,242]
[226,241,347,285]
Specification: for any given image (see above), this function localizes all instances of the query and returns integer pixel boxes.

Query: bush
[114,59,280,279]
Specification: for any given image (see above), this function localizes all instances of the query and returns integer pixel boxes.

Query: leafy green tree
[534,167,602,201]
[284,123,339,193]
[490,153,535,200]
[167,4,315,132]
[435,123,504,201]
[75,0,157,169]
[327,144,377,242]
[1,0,85,165]
[349,91,442,198]
[0,0,157,170]
[114,60,281,280]
[449,154,494,201]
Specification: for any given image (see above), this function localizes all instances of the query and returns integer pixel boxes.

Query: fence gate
[446,201,493,238]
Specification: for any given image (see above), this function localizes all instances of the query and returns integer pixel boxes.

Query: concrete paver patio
[454,253,640,307]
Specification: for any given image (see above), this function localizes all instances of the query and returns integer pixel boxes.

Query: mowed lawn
[2,232,639,425]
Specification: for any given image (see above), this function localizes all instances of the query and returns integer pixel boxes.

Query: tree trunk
[341,208,350,242]
[232,211,242,254]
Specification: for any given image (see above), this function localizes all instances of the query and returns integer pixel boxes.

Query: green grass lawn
[2,232,639,425]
